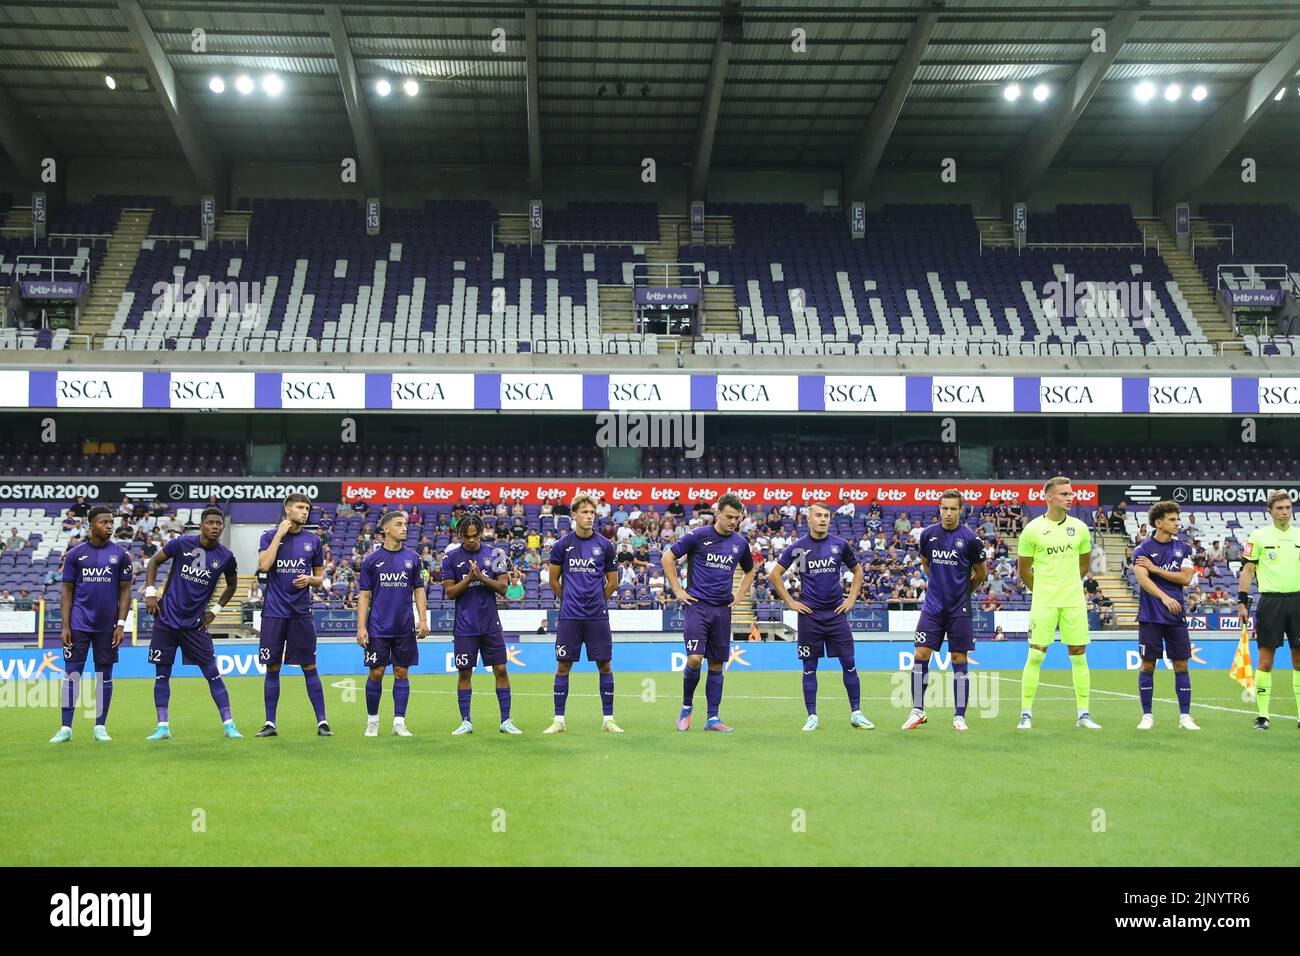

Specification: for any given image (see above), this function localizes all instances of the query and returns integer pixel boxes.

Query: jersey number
[797,644,811,658]
[364,651,378,665]
[686,639,700,651]
[259,647,271,661]
[148,648,162,663]
[556,645,567,658]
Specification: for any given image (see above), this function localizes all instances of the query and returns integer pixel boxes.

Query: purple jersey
[919,523,984,617]
[359,546,422,637]
[550,530,616,620]
[777,533,858,611]
[670,525,755,606]
[62,540,132,632]
[158,534,236,630]
[440,545,503,636]
[1134,535,1191,626]
[259,527,322,619]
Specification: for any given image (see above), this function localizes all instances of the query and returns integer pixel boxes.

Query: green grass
[2,669,1296,866]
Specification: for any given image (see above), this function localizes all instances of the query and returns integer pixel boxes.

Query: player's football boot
[316,721,334,737]
[542,718,566,734]
[802,714,819,731]
[146,724,172,741]
[1016,712,1033,730]
[901,709,927,730]
[676,705,693,731]
[1136,713,1155,730]
[254,722,278,737]
[364,718,379,737]
[49,727,72,744]
[499,719,523,734]
[703,717,733,732]
[602,717,625,733]
[952,715,969,731]
[1252,716,1270,730]
[222,720,242,739]
[1178,714,1201,731]
[1076,713,1102,730]
[850,711,874,729]
[451,719,474,736]
[392,721,413,737]
[92,725,112,742]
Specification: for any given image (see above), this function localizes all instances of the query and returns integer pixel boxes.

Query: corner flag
[1229,625,1254,690]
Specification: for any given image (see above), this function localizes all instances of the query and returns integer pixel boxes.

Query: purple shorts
[1138,622,1191,662]
[363,632,420,669]
[683,602,732,664]
[259,615,318,667]
[454,628,506,669]
[797,609,855,660]
[556,618,612,663]
[65,629,119,667]
[914,609,975,653]
[149,623,216,669]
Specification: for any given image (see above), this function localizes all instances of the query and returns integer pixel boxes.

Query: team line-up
[47,480,1300,743]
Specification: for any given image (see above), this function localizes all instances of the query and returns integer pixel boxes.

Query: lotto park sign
[0,370,1298,414]
[341,480,1098,506]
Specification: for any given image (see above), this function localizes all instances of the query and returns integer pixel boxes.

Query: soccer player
[545,494,620,733]
[254,493,330,737]
[1237,490,1300,730]
[1016,477,1099,730]
[440,514,521,736]
[902,489,986,731]
[357,510,429,737]
[142,507,241,739]
[50,505,132,743]
[1132,500,1199,730]
[662,492,757,732]
[769,501,872,731]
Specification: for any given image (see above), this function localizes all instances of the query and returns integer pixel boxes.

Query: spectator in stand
[1093,590,1114,628]
[246,579,263,606]
[1083,573,1099,597]
[993,625,1006,641]
[112,519,134,541]
[0,589,13,609]
[1122,545,1135,573]
[866,500,883,528]
[3,527,27,554]
[116,496,133,518]
[61,510,80,532]
[14,587,34,611]
[506,571,525,604]
[44,567,61,587]
[1093,505,1110,533]
[140,535,159,559]
[69,495,89,518]
[981,589,1002,612]
[1133,523,1149,546]
[894,512,911,536]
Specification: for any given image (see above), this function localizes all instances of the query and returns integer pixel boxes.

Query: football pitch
[4,669,1296,867]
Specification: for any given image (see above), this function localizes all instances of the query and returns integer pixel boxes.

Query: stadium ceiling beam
[1000,11,1141,216]
[115,0,223,205]
[1155,28,1300,213]
[842,10,937,202]
[0,83,56,194]
[689,1,740,200]
[525,4,542,193]
[325,4,384,198]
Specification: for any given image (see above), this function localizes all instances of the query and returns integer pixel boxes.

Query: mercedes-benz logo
[169,484,185,500]
[1173,487,1188,503]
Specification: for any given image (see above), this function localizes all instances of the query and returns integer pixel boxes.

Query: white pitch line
[1001,675,1297,720]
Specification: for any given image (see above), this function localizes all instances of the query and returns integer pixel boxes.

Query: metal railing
[1192,221,1234,258]
[38,333,665,355]
[1216,262,1290,293]
[13,254,91,285]
[673,218,732,247]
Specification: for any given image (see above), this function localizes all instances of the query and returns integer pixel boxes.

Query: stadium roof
[1,0,1299,184]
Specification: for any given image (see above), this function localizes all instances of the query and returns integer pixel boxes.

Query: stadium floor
[4,670,1296,867]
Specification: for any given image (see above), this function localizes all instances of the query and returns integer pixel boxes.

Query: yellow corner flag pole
[1229,624,1254,691]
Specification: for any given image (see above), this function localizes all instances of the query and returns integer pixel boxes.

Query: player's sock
[457,688,472,721]
[1255,670,1271,719]
[496,686,511,721]
[264,670,281,724]
[553,674,569,717]
[95,665,113,726]
[153,665,172,723]
[1175,670,1192,716]
[801,656,819,715]
[841,656,861,712]
[365,677,383,718]
[1020,646,1046,712]
[599,672,615,718]
[1069,653,1091,713]
[952,661,969,718]
[705,670,723,720]
[682,664,702,706]
[911,658,930,711]
[200,662,232,723]
[60,661,84,728]
[303,669,327,723]
[1138,669,1154,715]
[393,678,410,720]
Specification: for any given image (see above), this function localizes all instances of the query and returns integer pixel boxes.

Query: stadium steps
[0,205,33,238]
[495,213,531,245]
[214,210,251,243]
[702,285,740,333]
[598,284,636,333]
[731,565,756,629]
[976,217,1014,250]
[1095,532,1136,626]
[1135,216,1244,355]
[73,209,153,349]
[646,216,684,284]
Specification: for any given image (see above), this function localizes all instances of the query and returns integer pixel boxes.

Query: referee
[1237,490,1300,729]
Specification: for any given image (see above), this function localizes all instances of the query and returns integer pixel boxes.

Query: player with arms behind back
[903,489,986,731]
[768,501,872,731]
[143,507,241,740]
[255,492,330,737]
[545,494,620,734]
[441,514,521,736]
[357,510,428,738]
[1016,477,1098,730]
[1237,490,1300,729]
[1132,500,1199,730]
